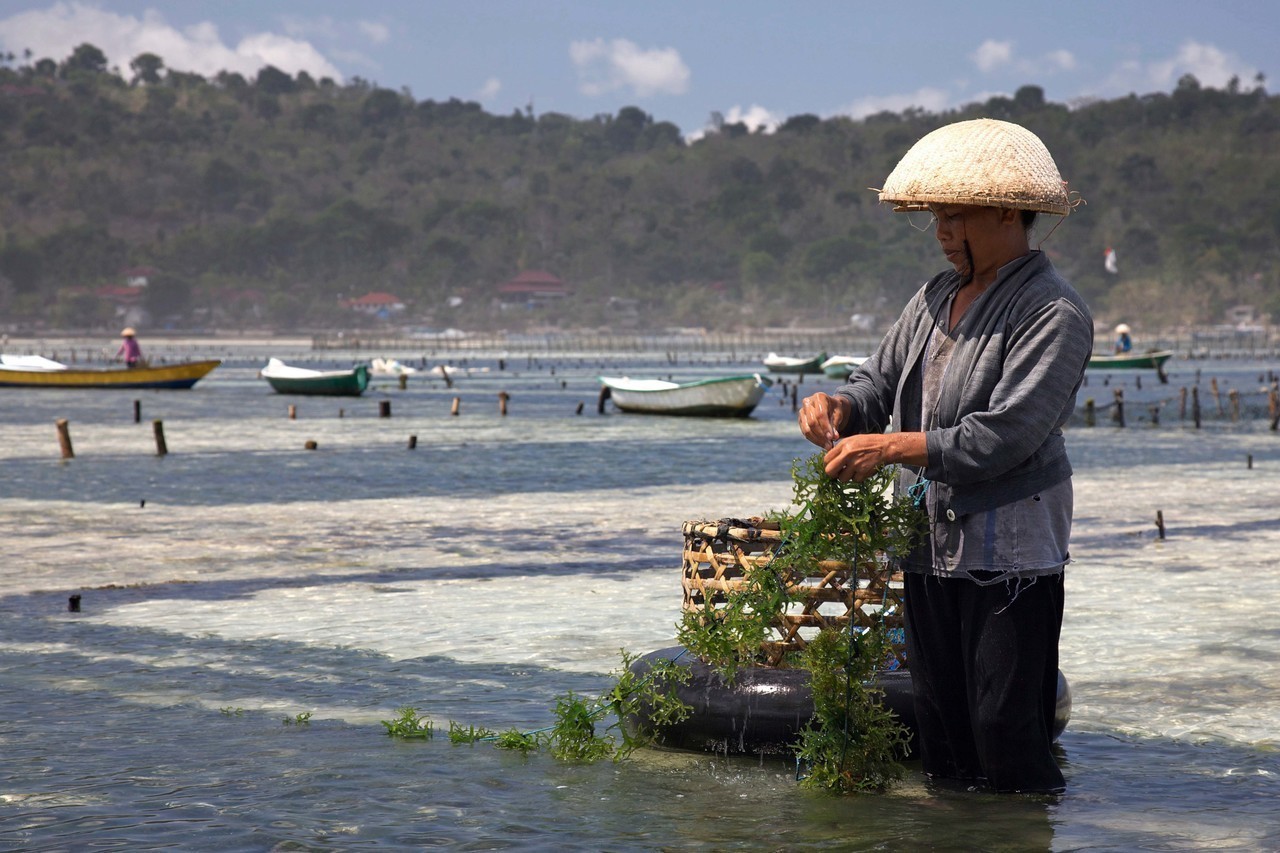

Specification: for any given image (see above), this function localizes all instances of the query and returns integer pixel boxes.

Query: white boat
[260,358,370,396]
[820,355,868,380]
[370,357,417,376]
[763,351,827,374]
[0,354,68,371]
[598,374,772,417]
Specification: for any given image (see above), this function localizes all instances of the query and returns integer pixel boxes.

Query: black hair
[1021,209,1038,233]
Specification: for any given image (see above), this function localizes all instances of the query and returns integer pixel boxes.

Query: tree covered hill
[1,43,1276,333]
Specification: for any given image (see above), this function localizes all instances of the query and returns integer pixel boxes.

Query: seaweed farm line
[1,343,1278,850]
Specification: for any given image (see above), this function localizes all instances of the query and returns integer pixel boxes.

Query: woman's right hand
[798,393,850,450]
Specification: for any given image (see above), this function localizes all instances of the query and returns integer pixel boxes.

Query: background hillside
[1,43,1277,334]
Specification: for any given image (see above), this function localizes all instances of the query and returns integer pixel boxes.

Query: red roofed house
[345,291,406,318]
[495,270,571,310]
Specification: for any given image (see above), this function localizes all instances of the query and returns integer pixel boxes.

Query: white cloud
[569,37,690,98]
[835,87,951,120]
[724,104,781,132]
[1103,40,1257,94]
[0,2,343,81]
[478,76,501,100]
[685,103,782,142]
[358,21,390,45]
[971,39,1013,73]
[1044,49,1076,72]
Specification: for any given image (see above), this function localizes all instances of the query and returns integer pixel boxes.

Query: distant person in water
[1114,323,1132,354]
[117,327,143,367]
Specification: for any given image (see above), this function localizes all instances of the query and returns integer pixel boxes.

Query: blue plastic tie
[907,478,931,507]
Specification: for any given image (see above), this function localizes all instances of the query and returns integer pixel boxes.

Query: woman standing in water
[798,119,1093,793]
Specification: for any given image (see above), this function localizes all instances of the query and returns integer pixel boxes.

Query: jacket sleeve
[832,289,924,436]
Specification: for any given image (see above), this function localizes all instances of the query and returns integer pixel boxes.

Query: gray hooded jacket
[834,251,1093,517]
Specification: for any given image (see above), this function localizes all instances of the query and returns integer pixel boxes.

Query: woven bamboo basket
[681,517,907,669]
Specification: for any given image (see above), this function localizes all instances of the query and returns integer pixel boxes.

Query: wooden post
[1112,388,1125,428]
[498,391,509,416]
[304,440,318,450]
[1229,389,1240,422]
[338,408,345,419]
[1148,404,1160,426]
[1084,398,1095,426]
[597,386,611,414]
[152,419,168,456]
[1155,510,1165,540]
[1192,386,1202,429]
[379,400,391,418]
[790,385,798,413]
[288,404,297,420]
[398,374,408,390]
[1179,387,1187,420]
[450,396,460,416]
[133,399,141,423]
[55,418,74,459]
[1247,454,1253,469]
[575,401,584,415]
[408,435,417,449]
[68,594,81,612]
[1211,378,1224,416]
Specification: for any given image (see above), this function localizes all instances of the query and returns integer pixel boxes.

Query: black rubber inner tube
[627,646,1071,757]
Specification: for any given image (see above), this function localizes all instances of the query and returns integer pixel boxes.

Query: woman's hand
[798,393,850,450]
[824,432,929,482]
[823,435,888,482]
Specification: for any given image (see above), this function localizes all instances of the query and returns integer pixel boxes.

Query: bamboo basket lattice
[681,517,907,669]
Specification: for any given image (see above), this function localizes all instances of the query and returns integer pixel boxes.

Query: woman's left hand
[823,435,887,482]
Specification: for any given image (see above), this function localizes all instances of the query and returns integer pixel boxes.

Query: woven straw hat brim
[877,119,1072,215]
[121,327,136,337]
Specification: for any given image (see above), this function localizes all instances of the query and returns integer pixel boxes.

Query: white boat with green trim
[598,373,773,417]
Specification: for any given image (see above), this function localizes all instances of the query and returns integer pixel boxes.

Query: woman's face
[928,204,1007,280]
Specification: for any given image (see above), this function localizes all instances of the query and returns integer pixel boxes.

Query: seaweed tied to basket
[677,453,926,682]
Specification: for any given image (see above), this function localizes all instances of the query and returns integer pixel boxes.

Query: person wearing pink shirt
[117,327,143,367]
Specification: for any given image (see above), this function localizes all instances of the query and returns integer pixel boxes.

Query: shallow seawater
[1,344,1278,850]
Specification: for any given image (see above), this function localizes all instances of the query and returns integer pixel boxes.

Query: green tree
[62,43,108,76]
[130,52,164,85]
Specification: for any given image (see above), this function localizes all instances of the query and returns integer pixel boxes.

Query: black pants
[903,571,1065,793]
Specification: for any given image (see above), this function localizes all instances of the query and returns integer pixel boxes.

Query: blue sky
[0,1,1271,137]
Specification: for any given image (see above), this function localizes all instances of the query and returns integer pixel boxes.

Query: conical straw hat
[878,119,1073,215]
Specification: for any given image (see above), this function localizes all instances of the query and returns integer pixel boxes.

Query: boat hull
[820,355,867,380]
[261,358,369,396]
[764,352,827,374]
[0,360,221,389]
[1088,351,1173,370]
[601,374,771,417]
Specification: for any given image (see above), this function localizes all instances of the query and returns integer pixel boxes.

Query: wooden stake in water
[379,400,391,418]
[56,418,74,459]
[1156,510,1166,540]
[498,391,509,416]
[153,420,168,456]
[408,435,417,450]
[1084,398,1095,427]
[133,399,141,424]
[451,397,461,416]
